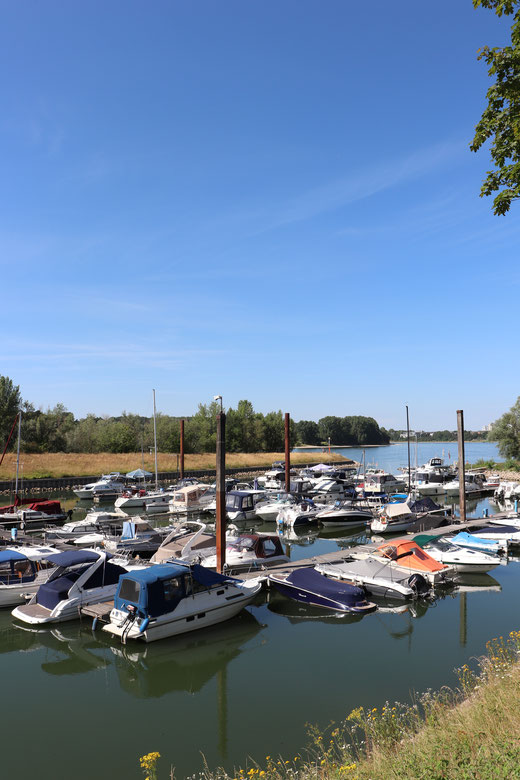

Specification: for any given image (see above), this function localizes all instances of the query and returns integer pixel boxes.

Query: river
[3,442,517,780]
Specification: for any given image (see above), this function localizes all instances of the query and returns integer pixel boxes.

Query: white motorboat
[103,562,262,643]
[191,534,289,573]
[168,484,212,514]
[413,535,500,573]
[254,494,295,522]
[115,489,173,512]
[315,500,373,527]
[350,539,454,586]
[42,513,125,542]
[370,502,416,534]
[12,550,144,625]
[73,477,126,500]
[356,471,406,497]
[223,490,268,523]
[276,501,321,528]
[443,473,485,497]
[0,546,62,607]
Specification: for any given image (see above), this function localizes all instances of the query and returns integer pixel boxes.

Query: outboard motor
[408,573,430,599]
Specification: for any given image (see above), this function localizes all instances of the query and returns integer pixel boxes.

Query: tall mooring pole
[180,419,185,479]
[285,413,291,493]
[216,410,226,573]
[457,409,466,523]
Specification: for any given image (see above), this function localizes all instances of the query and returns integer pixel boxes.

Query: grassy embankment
[140,630,520,780]
[473,458,520,480]
[0,451,349,481]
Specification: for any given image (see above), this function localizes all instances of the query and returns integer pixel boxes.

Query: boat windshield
[226,538,255,552]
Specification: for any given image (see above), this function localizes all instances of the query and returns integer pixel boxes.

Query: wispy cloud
[257,139,464,232]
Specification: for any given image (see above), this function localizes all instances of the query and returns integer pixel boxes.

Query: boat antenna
[406,405,411,497]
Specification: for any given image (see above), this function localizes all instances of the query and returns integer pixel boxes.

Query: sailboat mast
[153,389,158,490]
[406,405,411,496]
[15,410,22,495]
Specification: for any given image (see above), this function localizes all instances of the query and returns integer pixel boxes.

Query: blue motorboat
[449,531,504,555]
[268,567,376,614]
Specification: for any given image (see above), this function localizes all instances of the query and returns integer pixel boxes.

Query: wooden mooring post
[216,409,226,573]
[180,419,185,479]
[457,409,466,523]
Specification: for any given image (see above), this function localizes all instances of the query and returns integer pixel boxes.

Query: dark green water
[3,442,518,779]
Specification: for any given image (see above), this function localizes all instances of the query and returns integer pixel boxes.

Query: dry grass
[0,451,351,480]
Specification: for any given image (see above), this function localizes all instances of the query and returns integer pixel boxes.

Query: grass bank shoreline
[147,630,520,780]
[0,451,351,481]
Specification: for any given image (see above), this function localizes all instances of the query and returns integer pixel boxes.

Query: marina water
[4,442,516,780]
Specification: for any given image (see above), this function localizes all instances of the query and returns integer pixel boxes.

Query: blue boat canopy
[0,549,27,564]
[46,550,105,567]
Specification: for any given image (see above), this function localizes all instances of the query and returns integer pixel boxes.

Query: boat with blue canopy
[0,545,61,607]
[12,550,144,625]
[103,562,262,643]
[268,567,377,614]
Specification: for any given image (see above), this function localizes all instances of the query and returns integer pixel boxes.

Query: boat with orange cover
[373,539,454,585]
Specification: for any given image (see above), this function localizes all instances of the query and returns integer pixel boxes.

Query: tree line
[0,376,390,453]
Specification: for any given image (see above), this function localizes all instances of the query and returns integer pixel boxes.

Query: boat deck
[81,600,114,624]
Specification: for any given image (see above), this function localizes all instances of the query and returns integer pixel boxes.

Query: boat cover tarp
[384,503,413,519]
[285,567,365,602]
[46,550,104,567]
[0,549,27,563]
[451,532,500,549]
[310,463,334,472]
[413,534,439,548]
[408,497,441,513]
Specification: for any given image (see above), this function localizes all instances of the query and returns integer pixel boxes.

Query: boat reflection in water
[267,589,376,625]
[5,609,264,694]
[110,610,264,698]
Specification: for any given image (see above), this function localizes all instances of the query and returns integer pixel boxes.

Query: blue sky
[1,0,518,431]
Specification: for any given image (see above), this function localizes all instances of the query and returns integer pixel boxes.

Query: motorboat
[315,558,432,600]
[101,519,175,556]
[413,535,500,573]
[115,489,172,512]
[12,550,140,625]
[223,490,268,523]
[351,539,454,585]
[151,522,216,564]
[0,546,62,607]
[315,500,373,527]
[192,534,289,573]
[309,478,355,503]
[41,513,125,542]
[370,502,416,534]
[0,500,68,528]
[254,494,295,522]
[268,567,377,614]
[494,481,520,502]
[356,471,406,497]
[168,484,212,514]
[73,477,126,500]
[443,473,485,497]
[103,562,262,643]
[276,500,321,528]
[457,524,520,546]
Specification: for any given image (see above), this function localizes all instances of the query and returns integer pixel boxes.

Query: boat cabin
[113,563,234,621]
[225,534,285,560]
[169,485,209,509]
[0,547,57,586]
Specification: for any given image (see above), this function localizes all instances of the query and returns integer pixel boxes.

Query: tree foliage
[489,396,520,458]
[0,376,22,448]
[471,0,520,214]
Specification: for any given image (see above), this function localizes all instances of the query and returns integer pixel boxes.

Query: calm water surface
[4,442,517,780]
